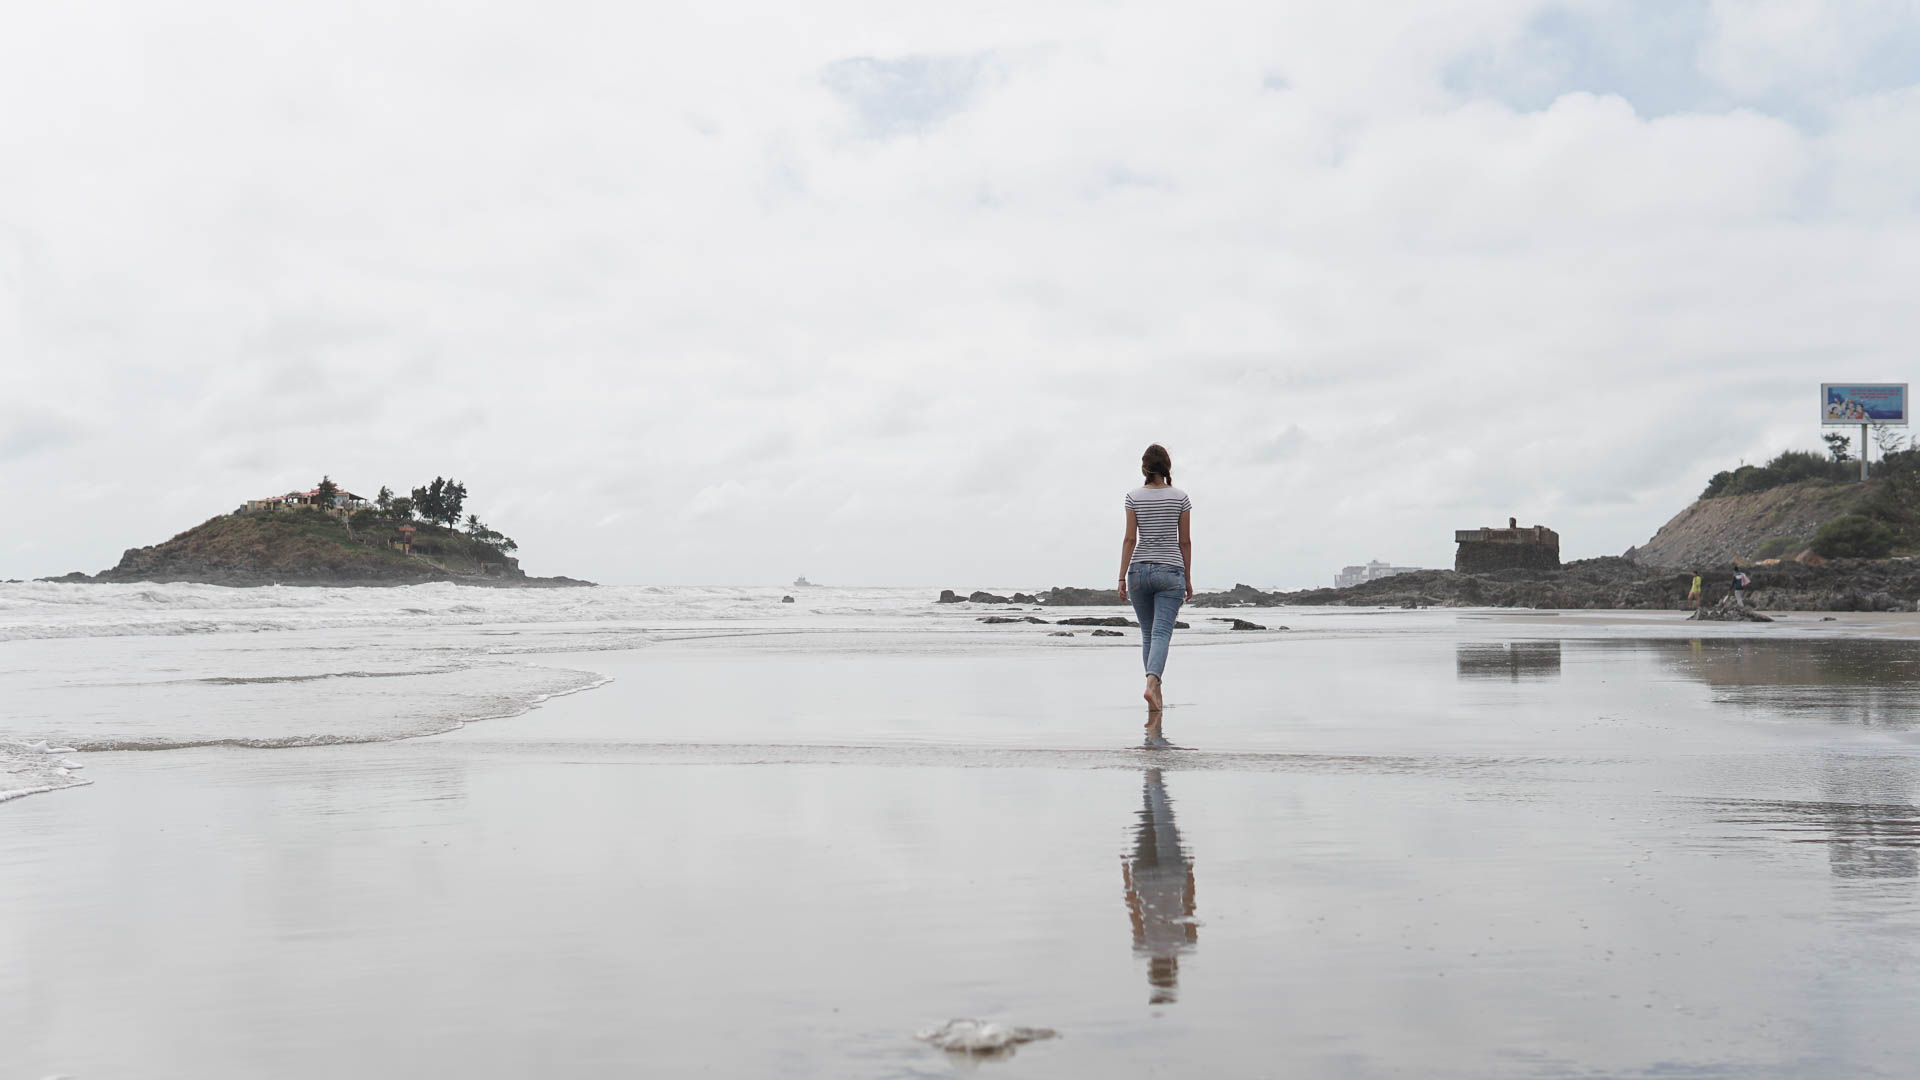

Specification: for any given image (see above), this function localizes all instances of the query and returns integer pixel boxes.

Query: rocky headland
[940,455,1920,613]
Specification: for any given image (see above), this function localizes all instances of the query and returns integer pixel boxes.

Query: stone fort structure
[1455,518,1560,573]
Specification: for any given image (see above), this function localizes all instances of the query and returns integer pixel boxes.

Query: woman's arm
[1119,508,1139,601]
[1178,509,1193,600]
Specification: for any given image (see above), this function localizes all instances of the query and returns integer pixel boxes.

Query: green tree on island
[389,496,414,521]
[440,479,467,529]
[375,486,393,513]
[463,513,518,553]
[411,477,468,529]
[410,482,441,525]
[315,476,338,508]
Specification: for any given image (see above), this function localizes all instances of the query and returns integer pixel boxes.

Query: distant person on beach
[1688,571,1703,611]
[1732,568,1750,607]
[1117,444,1193,714]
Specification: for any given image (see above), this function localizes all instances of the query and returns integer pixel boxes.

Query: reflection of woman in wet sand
[1117,444,1193,716]
[1122,767,1197,1004]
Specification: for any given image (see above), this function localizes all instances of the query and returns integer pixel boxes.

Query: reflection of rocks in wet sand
[1711,798,1920,879]
[1710,757,1920,879]
[1633,638,1920,730]
[1124,768,1197,1004]
[1455,641,1562,681]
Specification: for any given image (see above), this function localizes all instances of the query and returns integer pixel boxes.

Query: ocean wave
[0,581,952,642]
[0,740,92,803]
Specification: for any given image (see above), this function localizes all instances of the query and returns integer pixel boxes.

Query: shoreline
[948,555,1920,613]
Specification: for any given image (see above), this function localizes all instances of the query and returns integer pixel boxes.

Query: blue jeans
[1127,562,1186,679]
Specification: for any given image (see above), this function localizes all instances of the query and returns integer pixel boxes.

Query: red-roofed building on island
[244,488,372,513]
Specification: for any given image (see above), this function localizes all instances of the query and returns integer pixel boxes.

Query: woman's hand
[1184,581,1194,601]
[1117,580,1129,603]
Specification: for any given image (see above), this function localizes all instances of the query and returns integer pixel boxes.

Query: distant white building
[1334,560,1425,589]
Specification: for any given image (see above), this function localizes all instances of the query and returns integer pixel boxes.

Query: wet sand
[9,621,1920,1077]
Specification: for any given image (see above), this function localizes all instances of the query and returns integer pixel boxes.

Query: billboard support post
[1863,423,1870,482]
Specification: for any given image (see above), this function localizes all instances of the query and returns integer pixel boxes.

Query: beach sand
[8,618,1920,1077]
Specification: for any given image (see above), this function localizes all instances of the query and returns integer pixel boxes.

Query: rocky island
[46,476,593,588]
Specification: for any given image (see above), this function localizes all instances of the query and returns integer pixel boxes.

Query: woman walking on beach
[1118,444,1192,713]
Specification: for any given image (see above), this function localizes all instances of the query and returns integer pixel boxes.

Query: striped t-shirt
[1126,486,1191,568]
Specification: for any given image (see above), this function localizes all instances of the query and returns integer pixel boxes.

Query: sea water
[0,581,953,799]
[2,583,1908,803]
[11,585,1920,1076]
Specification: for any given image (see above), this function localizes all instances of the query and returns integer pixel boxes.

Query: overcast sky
[4,0,1919,588]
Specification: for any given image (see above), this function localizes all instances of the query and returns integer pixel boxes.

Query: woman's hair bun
[1142,444,1172,482]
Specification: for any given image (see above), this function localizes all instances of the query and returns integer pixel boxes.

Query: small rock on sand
[1091,629,1124,637]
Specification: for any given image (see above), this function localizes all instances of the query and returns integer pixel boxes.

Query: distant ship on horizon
[793,576,814,587]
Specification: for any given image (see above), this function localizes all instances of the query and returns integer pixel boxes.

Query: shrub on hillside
[1812,514,1896,559]
[1702,450,1853,499]
[1753,536,1801,560]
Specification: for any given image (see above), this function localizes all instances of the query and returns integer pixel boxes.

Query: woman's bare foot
[1144,674,1164,712]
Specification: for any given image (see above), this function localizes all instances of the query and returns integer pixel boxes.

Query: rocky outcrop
[1210,618,1269,630]
[71,511,593,588]
[979,616,1048,624]
[1691,602,1774,622]
[1035,585,1123,605]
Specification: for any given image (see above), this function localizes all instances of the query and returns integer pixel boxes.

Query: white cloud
[3,0,1919,587]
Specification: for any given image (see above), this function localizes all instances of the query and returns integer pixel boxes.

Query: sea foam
[0,740,91,803]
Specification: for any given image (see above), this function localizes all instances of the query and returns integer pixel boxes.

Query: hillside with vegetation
[69,475,591,587]
[1628,439,1920,568]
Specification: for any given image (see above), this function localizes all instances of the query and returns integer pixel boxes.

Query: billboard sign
[1822,383,1908,426]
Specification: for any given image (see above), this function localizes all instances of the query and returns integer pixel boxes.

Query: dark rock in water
[1010,593,1038,604]
[969,591,1010,604]
[1056,616,1136,627]
[1091,629,1124,637]
[1210,617,1266,630]
[39,571,94,583]
[979,616,1048,624]
[1174,621,1189,629]
[1038,585,1123,605]
[781,595,795,603]
[1049,630,1074,637]
[937,590,962,603]
[1187,582,1288,607]
[1691,604,1774,622]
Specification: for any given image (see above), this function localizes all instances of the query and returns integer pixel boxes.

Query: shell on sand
[916,1019,1058,1053]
